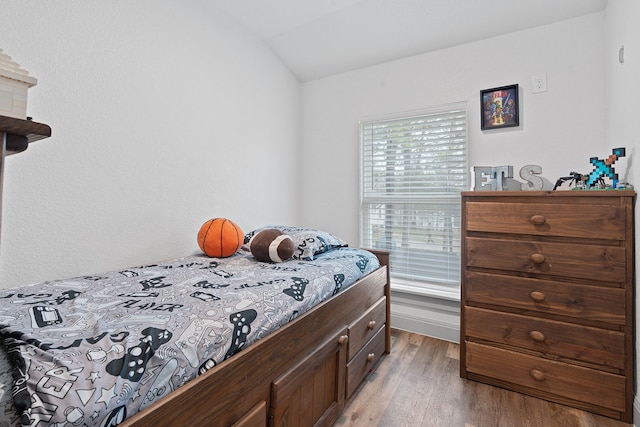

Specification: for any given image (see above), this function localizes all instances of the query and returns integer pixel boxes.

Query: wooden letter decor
[473,165,544,191]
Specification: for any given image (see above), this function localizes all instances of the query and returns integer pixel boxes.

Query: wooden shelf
[0,115,51,240]
[0,115,52,155]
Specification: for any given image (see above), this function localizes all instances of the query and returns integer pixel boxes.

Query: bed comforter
[0,247,379,426]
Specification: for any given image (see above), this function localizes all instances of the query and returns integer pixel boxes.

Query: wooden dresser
[459,190,635,422]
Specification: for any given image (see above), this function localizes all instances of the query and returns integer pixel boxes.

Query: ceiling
[207,0,608,82]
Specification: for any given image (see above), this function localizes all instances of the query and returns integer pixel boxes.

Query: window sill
[390,278,460,302]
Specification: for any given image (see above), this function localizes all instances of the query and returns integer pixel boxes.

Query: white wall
[300,13,611,246]
[606,1,640,170]
[0,0,301,288]
[603,0,640,421]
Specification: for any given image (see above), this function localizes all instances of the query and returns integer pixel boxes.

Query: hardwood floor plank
[378,333,444,426]
[335,329,632,427]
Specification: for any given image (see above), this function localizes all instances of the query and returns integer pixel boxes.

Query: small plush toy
[249,228,295,263]
[197,218,244,258]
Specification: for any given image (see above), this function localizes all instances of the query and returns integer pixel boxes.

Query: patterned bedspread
[0,247,379,426]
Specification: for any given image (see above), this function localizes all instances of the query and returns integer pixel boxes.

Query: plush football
[249,228,295,263]
[197,218,244,258]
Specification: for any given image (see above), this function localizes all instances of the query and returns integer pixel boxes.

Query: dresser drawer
[346,327,385,399]
[465,342,626,412]
[465,271,626,325]
[465,201,626,240]
[347,297,386,360]
[466,237,626,282]
[465,307,626,369]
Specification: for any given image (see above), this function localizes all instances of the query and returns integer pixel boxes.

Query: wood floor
[334,329,632,427]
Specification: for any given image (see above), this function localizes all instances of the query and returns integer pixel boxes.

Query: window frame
[359,102,468,298]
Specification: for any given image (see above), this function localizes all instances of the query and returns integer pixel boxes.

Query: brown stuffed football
[249,228,295,262]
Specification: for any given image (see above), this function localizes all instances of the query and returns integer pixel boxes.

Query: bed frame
[120,249,390,427]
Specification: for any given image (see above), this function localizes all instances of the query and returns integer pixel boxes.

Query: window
[360,102,468,295]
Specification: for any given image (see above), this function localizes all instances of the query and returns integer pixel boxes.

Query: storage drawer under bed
[346,327,386,399]
[347,296,386,360]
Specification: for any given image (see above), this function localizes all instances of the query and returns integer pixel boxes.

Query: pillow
[244,225,348,261]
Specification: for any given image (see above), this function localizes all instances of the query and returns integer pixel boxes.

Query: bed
[0,225,390,427]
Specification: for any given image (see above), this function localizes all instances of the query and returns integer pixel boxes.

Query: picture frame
[480,84,519,130]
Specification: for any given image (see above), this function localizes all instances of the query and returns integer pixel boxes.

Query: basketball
[197,218,244,258]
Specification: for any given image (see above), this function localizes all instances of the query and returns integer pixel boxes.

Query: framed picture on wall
[480,84,519,130]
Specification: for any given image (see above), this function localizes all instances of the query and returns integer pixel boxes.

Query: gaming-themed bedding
[0,238,379,426]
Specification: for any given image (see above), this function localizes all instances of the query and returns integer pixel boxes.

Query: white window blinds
[360,103,468,288]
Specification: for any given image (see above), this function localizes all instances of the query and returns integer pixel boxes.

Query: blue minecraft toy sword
[586,147,626,187]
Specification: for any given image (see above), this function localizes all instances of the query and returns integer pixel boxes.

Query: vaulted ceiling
[207,0,608,82]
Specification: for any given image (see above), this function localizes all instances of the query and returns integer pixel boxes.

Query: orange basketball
[197,218,244,258]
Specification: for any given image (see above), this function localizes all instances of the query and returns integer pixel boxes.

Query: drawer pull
[530,253,545,264]
[530,369,546,382]
[367,320,377,330]
[529,215,547,225]
[338,335,349,346]
[366,353,375,362]
[529,291,546,302]
[529,330,545,342]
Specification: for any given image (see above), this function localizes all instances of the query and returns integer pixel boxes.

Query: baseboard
[390,288,460,343]
[391,312,460,343]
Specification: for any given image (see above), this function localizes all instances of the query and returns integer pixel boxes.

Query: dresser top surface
[462,190,636,198]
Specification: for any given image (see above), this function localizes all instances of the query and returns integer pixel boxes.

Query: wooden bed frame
[121,250,390,427]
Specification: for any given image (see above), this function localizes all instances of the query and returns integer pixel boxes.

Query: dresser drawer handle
[529,215,547,225]
[367,353,376,362]
[530,369,546,381]
[338,335,349,346]
[529,291,546,302]
[529,330,545,342]
[530,253,545,264]
[367,320,377,330]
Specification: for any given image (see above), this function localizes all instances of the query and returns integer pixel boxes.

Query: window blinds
[360,103,468,288]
